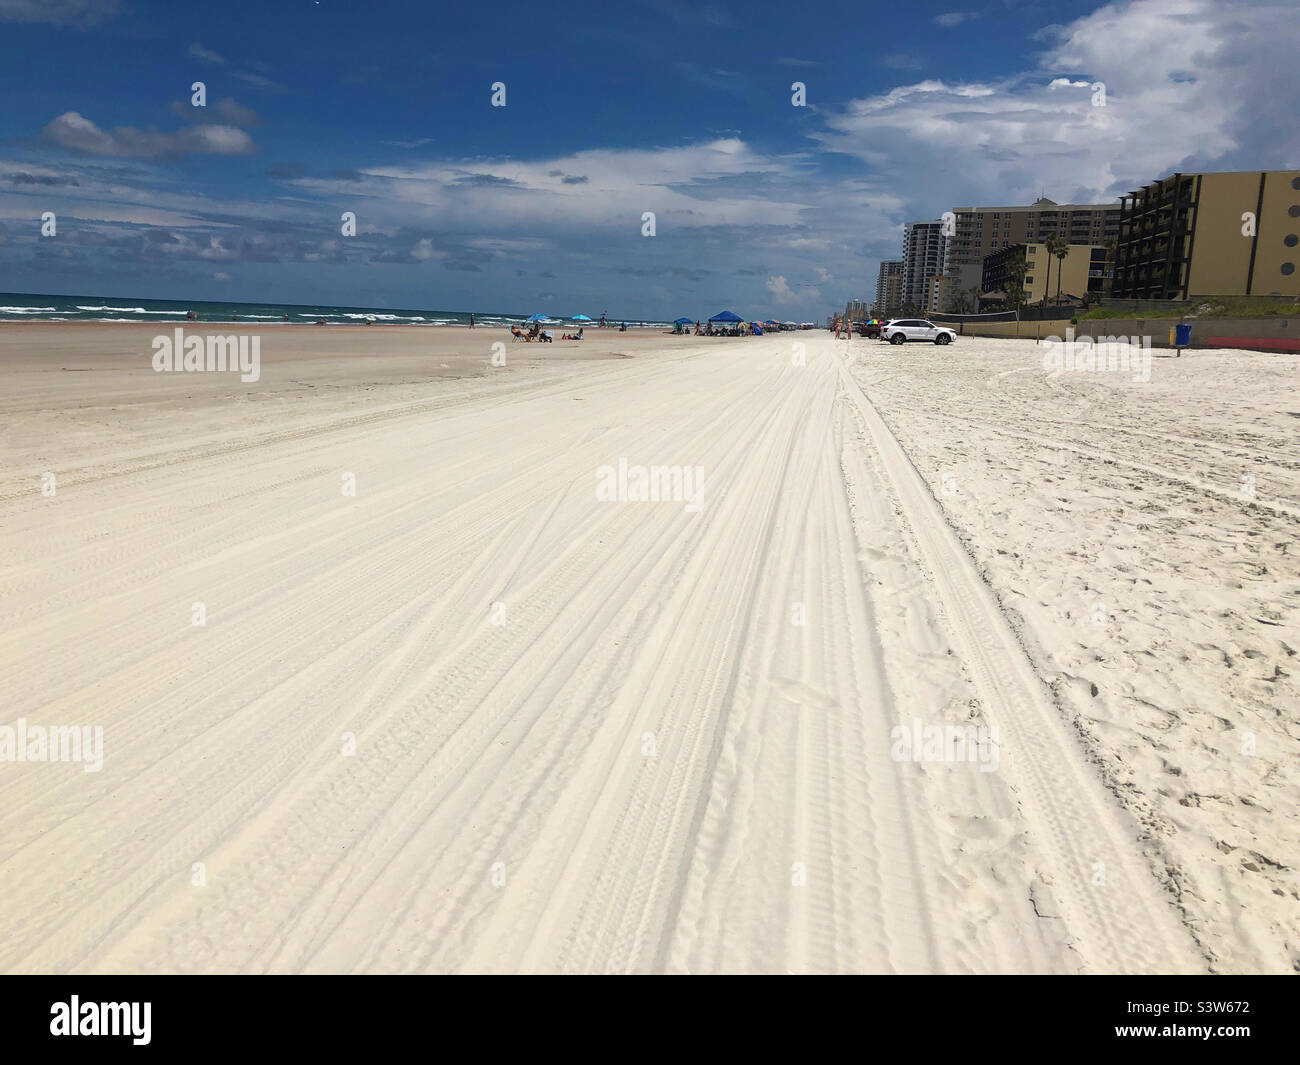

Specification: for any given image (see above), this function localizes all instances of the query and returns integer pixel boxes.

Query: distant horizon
[0,289,787,325]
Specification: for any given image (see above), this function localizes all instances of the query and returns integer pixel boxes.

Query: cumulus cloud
[766,275,796,302]
[816,0,1299,210]
[42,111,256,158]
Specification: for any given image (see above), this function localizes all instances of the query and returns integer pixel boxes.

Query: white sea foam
[73,306,186,315]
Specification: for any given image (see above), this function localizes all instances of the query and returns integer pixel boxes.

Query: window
[1024,276,1034,284]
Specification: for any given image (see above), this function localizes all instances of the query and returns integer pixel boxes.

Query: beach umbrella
[673,317,693,324]
[526,313,551,322]
[708,310,743,323]
[571,314,593,321]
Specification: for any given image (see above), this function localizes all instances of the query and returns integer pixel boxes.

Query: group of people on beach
[694,321,761,337]
[510,321,590,342]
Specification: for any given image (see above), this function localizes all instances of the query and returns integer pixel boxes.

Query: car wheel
[890,332,906,345]
[935,333,951,345]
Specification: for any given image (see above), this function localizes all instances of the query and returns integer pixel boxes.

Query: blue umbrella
[673,317,693,324]
[708,310,743,323]
[571,314,593,321]
[526,313,551,322]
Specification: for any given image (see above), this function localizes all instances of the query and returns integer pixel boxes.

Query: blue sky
[0,0,1295,318]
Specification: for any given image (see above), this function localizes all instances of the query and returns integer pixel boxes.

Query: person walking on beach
[469,313,475,328]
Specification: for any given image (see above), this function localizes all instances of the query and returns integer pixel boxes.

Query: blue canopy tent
[708,310,743,323]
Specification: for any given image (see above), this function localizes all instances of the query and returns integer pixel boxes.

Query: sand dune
[0,325,1290,972]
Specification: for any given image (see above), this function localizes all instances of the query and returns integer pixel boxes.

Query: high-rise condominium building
[945,197,1122,269]
[982,243,1110,305]
[902,223,947,312]
[1112,170,1300,299]
[874,259,903,317]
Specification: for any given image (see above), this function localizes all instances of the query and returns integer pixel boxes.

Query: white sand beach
[0,324,1294,973]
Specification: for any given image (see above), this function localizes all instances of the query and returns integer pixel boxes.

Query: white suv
[881,319,957,345]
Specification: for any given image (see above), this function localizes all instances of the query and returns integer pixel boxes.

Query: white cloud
[933,12,980,28]
[188,42,226,65]
[289,138,810,233]
[766,275,793,300]
[765,275,818,303]
[817,0,1299,211]
[171,97,258,127]
[42,112,256,158]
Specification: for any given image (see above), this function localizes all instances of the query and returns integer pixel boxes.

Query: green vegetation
[1079,297,1300,320]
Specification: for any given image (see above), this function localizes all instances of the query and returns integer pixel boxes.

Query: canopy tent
[708,310,743,323]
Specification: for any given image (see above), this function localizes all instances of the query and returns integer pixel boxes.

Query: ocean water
[0,293,671,328]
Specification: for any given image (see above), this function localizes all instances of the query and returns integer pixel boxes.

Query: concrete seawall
[947,316,1300,351]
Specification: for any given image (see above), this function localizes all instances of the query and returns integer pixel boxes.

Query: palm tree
[1040,242,1052,311]
[1053,236,1071,308]
[1005,252,1030,318]
[1044,234,1070,309]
